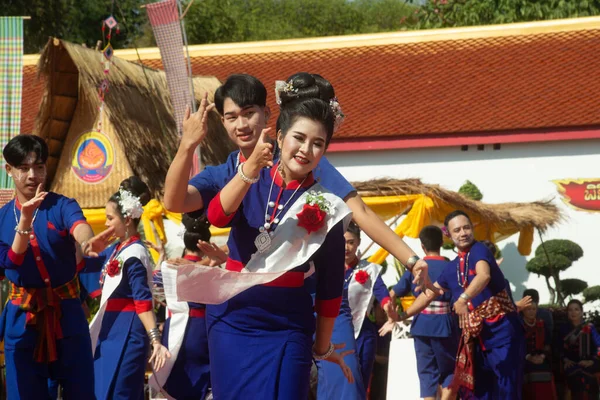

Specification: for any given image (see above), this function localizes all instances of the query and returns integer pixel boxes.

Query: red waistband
[226,258,305,288]
[106,298,136,312]
[189,308,206,318]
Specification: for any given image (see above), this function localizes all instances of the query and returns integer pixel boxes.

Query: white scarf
[348,260,383,338]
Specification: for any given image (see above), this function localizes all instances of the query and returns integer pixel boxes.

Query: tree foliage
[560,278,588,298]
[527,239,585,305]
[584,286,600,303]
[6,0,146,54]
[412,0,600,29]
[458,180,483,201]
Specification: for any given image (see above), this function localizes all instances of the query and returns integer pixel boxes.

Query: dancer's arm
[401,283,444,319]
[0,186,47,268]
[127,257,171,370]
[163,94,214,213]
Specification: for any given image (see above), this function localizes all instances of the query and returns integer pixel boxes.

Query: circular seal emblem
[71,130,114,184]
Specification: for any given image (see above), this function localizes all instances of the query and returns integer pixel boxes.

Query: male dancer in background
[387,225,458,400]
[394,211,525,399]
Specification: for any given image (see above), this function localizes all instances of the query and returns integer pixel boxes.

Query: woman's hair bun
[119,176,151,206]
[279,72,335,107]
[182,212,210,234]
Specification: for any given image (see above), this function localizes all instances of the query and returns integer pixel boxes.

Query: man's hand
[244,128,273,178]
[181,93,215,149]
[453,297,469,329]
[83,227,116,257]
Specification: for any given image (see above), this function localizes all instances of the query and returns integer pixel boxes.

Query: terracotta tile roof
[20,19,600,142]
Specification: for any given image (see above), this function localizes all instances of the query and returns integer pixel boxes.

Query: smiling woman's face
[277,117,327,181]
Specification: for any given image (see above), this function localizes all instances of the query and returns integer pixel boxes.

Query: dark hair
[346,221,361,240]
[480,240,499,258]
[108,176,151,225]
[522,288,540,304]
[182,212,211,252]
[279,72,335,106]
[444,210,472,227]
[277,98,335,146]
[419,225,443,252]
[567,299,584,311]
[214,74,267,115]
[3,135,48,166]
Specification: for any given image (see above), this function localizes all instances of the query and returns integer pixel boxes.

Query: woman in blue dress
[175,97,354,399]
[85,176,170,400]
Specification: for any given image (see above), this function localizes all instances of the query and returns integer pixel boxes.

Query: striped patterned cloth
[0,17,23,189]
[146,0,193,136]
[422,300,451,315]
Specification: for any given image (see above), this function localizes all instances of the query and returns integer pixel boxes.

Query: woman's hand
[579,360,594,368]
[563,358,575,369]
[149,342,171,372]
[20,184,47,222]
[144,239,165,255]
[244,128,273,178]
[323,343,355,384]
[198,241,228,266]
[378,320,396,337]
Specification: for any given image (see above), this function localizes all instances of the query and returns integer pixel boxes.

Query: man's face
[447,215,474,251]
[221,98,269,152]
[6,151,46,198]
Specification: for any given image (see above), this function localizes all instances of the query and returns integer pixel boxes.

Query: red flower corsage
[297,204,326,233]
[355,270,369,285]
[106,259,122,277]
[583,324,592,334]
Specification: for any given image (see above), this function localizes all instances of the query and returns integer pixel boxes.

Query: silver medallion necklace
[254,167,306,253]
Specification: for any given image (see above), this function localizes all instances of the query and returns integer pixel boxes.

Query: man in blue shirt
[390,226,458,400]
[394,211,525,399]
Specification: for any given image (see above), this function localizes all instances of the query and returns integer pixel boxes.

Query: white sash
[174,184,352,304]
[148,261,189,399]
[89,242,152,354]
[348,260,382,338]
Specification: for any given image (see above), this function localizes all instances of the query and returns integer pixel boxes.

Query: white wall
[327,139,600,305]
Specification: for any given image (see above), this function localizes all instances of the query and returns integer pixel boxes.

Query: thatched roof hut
[354,178,562,232]
[34,38,235,209]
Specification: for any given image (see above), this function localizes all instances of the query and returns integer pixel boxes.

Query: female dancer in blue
[84,177,171,399]
[175,97,354,399]
[151,212,227,399]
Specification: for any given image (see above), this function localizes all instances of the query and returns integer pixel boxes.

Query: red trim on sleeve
[76,259,86,272]
[8,249,25,265]
[225,258,245,272]
[380,296,391,308]
[89,289,102,299]
[207,192,236,227]
[134,300,153,314]
[69,220,88,236]
[315,297,342,318]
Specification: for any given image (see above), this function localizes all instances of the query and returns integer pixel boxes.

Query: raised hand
[197,240,228,266]
[181,92,215,149]
[378,320,396,337]
[83,226,116,257]
[516,295,532,312]
[244,128,273,178]
[323,343,355,384]
[20,184,47,221]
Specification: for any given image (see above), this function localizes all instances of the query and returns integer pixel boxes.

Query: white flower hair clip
[274,80,298,105]
[329,97,345,132]
[118,189,144,219]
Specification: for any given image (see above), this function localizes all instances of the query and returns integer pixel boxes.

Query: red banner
[554,179,600,212]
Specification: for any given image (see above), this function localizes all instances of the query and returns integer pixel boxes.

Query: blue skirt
[163,316,211,399]
[94,311,148,400]
[206,285,315,400]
